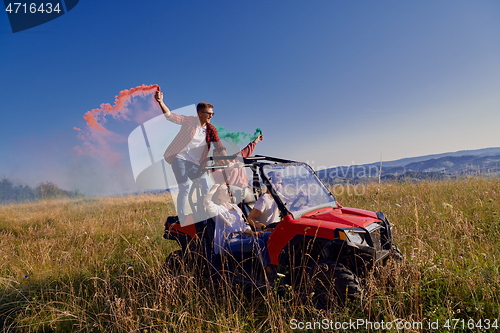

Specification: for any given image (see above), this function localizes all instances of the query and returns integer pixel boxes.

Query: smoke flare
[216,126,263,145]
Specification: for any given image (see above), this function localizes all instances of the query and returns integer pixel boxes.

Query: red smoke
[74,84,160,167]
[83,84,159,132]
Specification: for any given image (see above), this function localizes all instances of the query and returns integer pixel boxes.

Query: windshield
[262,163,337,219]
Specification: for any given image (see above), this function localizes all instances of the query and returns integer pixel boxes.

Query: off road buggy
[163,155,401,307]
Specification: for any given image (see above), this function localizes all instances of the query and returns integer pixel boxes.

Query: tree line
[0,177,82,203]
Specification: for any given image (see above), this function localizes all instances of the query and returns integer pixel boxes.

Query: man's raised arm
[154,90,172,117]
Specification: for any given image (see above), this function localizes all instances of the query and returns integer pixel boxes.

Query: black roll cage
[189,155,334,220]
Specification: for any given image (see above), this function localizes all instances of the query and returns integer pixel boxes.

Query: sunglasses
[200,111,215,116]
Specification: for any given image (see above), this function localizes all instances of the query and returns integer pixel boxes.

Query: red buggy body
[164,155,401,306]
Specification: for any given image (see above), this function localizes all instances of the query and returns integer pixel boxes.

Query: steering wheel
[289,192,306,211]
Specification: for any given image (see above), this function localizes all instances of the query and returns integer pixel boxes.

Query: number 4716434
[5,2,62,14]
[443,319,498,330]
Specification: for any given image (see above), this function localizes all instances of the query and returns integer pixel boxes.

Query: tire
[353,252,374,277]
[313,262,362,309]
[164,249,185,274]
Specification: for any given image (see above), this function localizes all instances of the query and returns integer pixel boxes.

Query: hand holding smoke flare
[154,85,163,105]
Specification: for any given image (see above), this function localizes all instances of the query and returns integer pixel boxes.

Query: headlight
[339,228,367,246]
[346,229,364,244]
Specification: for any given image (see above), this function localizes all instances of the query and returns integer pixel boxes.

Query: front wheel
[313,262,362,309]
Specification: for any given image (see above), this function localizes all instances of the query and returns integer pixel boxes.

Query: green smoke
[215,126,262,145]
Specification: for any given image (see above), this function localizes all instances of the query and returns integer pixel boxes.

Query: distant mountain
[366,147,500,168]
[316,147,500,183]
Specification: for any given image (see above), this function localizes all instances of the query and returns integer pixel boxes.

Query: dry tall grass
[0,177,499,332]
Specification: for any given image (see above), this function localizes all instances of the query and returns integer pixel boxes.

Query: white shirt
[253,193,280,226]
[176,125,207,164]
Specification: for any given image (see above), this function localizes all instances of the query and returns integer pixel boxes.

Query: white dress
[205,201,250,254]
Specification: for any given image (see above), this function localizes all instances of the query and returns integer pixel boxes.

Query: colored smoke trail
[74,84,159,168]
[71,84,162,195]
[82,84,159,132]
[216,126,263,145]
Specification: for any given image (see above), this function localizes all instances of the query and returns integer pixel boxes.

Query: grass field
[1,177,499,332]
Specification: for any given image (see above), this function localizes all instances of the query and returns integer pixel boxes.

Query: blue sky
[1,1,500,194]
